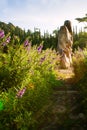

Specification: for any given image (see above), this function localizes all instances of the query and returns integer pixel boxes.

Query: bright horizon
[0,0,87,34]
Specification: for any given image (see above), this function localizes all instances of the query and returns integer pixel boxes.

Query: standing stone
[57,20,73,69]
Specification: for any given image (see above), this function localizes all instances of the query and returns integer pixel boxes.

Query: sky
[0,0,87,34]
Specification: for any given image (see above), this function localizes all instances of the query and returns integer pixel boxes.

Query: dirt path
[38,68,81,130]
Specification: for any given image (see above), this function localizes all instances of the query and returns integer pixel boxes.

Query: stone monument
[58,20,73,68]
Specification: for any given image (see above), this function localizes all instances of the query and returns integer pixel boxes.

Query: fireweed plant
[0,29,60,129]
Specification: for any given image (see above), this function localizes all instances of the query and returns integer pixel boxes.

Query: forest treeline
[0,20,87,51]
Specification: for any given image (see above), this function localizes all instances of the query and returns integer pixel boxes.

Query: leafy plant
[0,30,60,129]
[73,48,87,123]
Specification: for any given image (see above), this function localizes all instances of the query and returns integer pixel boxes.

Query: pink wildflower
[16,87,26,98]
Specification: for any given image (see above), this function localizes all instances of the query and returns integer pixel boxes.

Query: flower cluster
[0,30,11,47]
[1,36,11,46]
[24,40,31,51]
[6,36,11,43]
[24,40,29,47]
[16,87,26,98]
[37,44,43,53]
[0,30,5,38]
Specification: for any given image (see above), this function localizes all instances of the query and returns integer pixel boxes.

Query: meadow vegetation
[0,29,61,129]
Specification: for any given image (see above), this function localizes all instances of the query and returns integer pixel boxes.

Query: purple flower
[16,87,26,98]
[2,42,7,46]
[37,44,43,53]
[24,40,29,47]
[0,30,5,38]
[24,40,31,51]
[40,56,45,64]
[6,36,11,43]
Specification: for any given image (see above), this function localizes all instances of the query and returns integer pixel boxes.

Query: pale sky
[0,0,87,34]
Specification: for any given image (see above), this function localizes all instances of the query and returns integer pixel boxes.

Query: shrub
[73,47,87,122]
[73,48,87,82]
[0,32,60,129]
